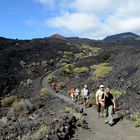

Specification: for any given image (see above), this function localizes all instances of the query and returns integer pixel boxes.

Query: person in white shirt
[81,85,89,107]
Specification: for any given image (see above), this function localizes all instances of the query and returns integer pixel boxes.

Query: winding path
[41,71,140,140]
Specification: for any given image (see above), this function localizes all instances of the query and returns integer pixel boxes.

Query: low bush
[64,107,73,113]
[22,125,48,140]
[74,53,85,59]
[93,63,113,80]
[73,67,89,74]
[91,47,101,55]
[46,75,56,83]
[58,81,67,90]
[40,88,49,96]
[132,112,140,127]
[110,89,126,97]
[12,99,33,112]
[73,113,84,126]
[32,125,48,139]
[0,95,18,107]
[41,60,48,68]
[60,64,75,75]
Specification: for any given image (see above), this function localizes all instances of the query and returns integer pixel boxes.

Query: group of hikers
[51,82,116,126]
[68,84,116,126]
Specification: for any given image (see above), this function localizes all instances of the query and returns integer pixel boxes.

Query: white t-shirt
[82,88,88,97]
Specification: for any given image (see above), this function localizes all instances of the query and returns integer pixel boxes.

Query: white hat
[84,85,87,88]
[100,85,104,88]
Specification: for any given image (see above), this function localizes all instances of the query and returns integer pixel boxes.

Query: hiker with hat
[96,85,105,118]
[81,85,89,107]
[102,87,116,126]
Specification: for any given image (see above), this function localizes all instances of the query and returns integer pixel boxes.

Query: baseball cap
[100,85,104,88]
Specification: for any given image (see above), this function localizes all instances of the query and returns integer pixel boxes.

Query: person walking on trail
[96,85,105,118]
[75,88,80,103]
[69,88,76,102]
[81,85,89,107]
[102,88,116,126]
[51,82,57,92]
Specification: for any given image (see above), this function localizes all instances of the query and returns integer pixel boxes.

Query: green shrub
[74,67,89,74]
[41,60,48,68]
[21,125,48,140]
[132,112,140,127]
[60,64,75,75]
[32,125,48,139]
[46,75,56,83]
[74,53,85,59]
[93,63,112,80]
[0,95,18,107]
[40,88,49,96]
[63,51,74,58]
[58,81,66,90]
[12,99,33,112]
[110,89,126,97]
[91,47,101,55]
[64,107,73,113]
[73,113,84,126]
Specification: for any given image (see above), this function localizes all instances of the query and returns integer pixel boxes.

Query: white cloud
[34,0,55,8]
[44,0,140,39]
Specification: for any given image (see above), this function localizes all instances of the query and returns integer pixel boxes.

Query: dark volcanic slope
[103,32,139,42]
[1,35,140,113]
[0,37,79,97]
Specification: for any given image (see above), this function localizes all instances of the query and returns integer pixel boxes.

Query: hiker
[51,82,57,92]
[102,88,116,126]
[81,85,89,107]
[75,88,80,103]
[69,88,76,102]
[96,85,105,118]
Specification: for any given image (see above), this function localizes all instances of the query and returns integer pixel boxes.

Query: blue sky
[0,0,140,39]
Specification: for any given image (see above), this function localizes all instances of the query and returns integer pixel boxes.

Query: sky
[0,0,140,39]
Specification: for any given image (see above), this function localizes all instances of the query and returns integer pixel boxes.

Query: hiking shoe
[104,120,108,124]
[108,123,114,126]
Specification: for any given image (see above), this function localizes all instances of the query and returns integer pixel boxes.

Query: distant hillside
[103,32,139,42]
[48,34,67,41]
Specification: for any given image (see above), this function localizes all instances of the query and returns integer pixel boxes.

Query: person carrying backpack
[96,85,105,118]
[81,85,89,107]
[75,88,80,103]
[102,88,116,126]
[69,88,76,102]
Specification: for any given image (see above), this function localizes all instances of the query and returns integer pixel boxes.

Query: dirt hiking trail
[41,74,140,140]
[73,106,140,140]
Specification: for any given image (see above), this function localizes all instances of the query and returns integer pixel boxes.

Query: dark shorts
[83,96,88,102]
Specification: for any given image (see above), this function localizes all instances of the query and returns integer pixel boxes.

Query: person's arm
[111,96,116,109]
[95,92,99,105]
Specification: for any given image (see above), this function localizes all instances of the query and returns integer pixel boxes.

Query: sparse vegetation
[93,63,113,80]
[73,67,89,74]
[74,52,85,59]
[46,75,56,83]
[64,107,73,113]
[63,51,74,59]
[110,89,126,97]
[0,95,18,107]
[60,64,75,75]
[41,60,48,68]
[73,113,84,126]
[132,112,140,127]
[58,81,67,90]
[80,44,101,55]
[32,125,48,139]
[40,88,49,96]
